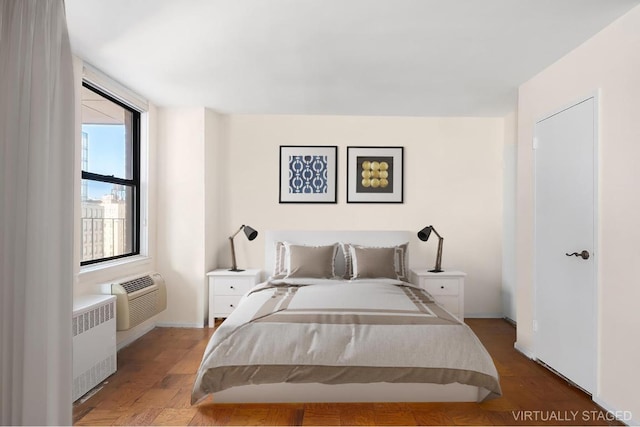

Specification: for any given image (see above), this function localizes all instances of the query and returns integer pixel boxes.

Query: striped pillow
[341,242,409,281]
[272,241,341,279]
[284,243,339,279]
[271,241,288,279]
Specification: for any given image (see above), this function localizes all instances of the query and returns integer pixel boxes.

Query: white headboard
[264,230,412,277]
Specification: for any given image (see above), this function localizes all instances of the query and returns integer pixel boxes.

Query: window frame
[80,81,141,266]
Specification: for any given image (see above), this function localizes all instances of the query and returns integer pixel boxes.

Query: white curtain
[0,0,75,425]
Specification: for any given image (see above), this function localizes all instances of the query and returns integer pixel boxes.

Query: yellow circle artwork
[361,160,390,188]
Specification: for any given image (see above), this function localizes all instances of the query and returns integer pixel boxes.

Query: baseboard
[502,316,516,326]
[592,396,636,426]
[464,313,504,318]
[514,341,535,359]
[155,321,204,328]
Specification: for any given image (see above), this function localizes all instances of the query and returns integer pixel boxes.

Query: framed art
[279,145,338,203]
[347,146,404,203]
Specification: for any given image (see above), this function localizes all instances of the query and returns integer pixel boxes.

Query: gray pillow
[350,245,397,279]
[342,243,409,282]
[285,243,338,279]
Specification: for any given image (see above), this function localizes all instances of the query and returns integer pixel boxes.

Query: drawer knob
[229,304,234,308]
[441,286,444,289]
[230,286,235,289]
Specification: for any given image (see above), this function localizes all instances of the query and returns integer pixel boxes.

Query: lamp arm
[430,227,442,240]
[229,225,245,240]
[229,236,238,271]
[434,237,444,272]
[228,226,245,272]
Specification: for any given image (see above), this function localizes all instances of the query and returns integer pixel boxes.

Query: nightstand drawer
[422,279,459,296]
[213,279,254,296]
[213,295,243,314]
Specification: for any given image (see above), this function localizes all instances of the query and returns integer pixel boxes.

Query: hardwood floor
[73,319,621,426]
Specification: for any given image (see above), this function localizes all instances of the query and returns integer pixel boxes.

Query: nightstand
[207,269,261,327]
[410,269,466,320]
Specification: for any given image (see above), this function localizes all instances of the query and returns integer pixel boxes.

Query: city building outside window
[80,82,141,265]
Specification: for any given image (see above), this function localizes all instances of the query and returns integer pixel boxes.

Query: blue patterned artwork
[288,155,328,194]
[279,146,336,203]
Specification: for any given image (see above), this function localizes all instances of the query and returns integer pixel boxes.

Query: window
[80,82,141,265]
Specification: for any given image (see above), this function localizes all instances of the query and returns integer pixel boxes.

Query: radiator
[72,295,117,401]
[106,272,166,331]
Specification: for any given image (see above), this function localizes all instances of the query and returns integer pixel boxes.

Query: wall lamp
[229,225,258,272]
[417,225,444,273]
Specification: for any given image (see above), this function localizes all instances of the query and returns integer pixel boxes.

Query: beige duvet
[191,279,501,404]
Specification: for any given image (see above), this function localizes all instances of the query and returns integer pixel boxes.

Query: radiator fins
[111,272,166,331]
[72,296,117,401]
[73,301,115,337]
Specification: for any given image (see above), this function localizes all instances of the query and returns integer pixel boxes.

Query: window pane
[81,85,133,179]
[81,180,134,262]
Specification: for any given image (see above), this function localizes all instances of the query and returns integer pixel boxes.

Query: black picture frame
[347,146,404,203]
[279,145,338,203]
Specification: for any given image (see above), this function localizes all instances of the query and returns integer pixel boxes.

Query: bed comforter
[191,279,501,403]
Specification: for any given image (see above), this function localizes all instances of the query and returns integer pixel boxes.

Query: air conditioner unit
[106,272,167,331]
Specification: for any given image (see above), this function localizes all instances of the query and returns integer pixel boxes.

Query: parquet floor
[73,319,622,426]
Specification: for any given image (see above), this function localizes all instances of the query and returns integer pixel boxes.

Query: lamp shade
[243,225,258,241]
[417,226,433,241]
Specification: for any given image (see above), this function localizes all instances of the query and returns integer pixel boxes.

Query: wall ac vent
[121,275,154,293]
[109,272,166,331]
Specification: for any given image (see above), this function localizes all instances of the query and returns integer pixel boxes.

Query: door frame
[532,92,600,395]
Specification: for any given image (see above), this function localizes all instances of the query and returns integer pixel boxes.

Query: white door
[534,96,597,394]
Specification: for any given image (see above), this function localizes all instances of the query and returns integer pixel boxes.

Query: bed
[191,230,501,404]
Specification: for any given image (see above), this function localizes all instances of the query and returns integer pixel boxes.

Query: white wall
[221,115,506,317]
[156,108,208,327]
[204,109,227,310]
[502,112,517,321]
[516,5,640,420]
[154,107,226,327]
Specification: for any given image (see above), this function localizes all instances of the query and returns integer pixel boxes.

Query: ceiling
[65,0,640,117]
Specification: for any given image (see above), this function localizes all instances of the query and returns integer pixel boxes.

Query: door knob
[565,250,590,260]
